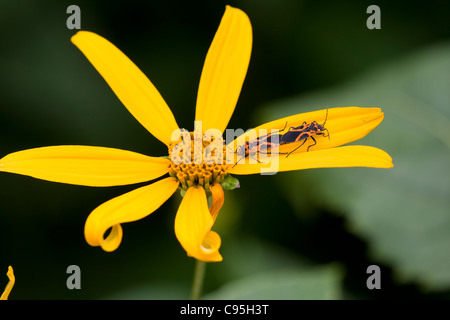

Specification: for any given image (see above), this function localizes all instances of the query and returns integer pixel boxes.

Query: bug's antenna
[323,108,330,140]
[323,108,329,126]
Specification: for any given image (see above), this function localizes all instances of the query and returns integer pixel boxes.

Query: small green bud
[220,174,240,190]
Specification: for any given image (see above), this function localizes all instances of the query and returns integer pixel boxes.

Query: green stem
[190,260,206,300]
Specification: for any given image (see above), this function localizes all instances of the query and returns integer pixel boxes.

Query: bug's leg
[307,136,317,152]
[249,154,267,164]
[260,143,288,156]
[325,129,331,140]
[258,145,288,157]
[261,150,289,158]
[286,138,308,158]
[232,155,245,168]
[266,151,288,155]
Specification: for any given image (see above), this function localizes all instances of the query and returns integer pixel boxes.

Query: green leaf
[259,42,450,290]
[204,265,342,300]
[104,282,190,300]
[204,235,342,299]
[217,235,311,279]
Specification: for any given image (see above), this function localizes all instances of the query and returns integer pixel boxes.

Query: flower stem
[190,260,206,300]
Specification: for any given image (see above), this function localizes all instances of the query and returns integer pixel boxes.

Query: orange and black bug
[232,123,287,167]
[280,108,330,157]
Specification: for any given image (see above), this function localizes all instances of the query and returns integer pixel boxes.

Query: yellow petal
[1,266,15,300]
[195,5,252,134]
[175,186,222,262]
[0,146,170,186]
[229,145,393,175]
[209,183,224,221]
[71,31,179,146]
[228,107,384,157]
[84,177,179,252]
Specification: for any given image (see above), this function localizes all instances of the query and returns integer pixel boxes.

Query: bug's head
[317,123,326,132]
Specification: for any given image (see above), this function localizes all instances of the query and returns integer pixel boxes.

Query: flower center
[168,131,230,191]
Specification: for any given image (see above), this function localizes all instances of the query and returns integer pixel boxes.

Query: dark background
[0,0,449,299]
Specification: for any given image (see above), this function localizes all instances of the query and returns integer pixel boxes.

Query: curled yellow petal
[71,31,179,146]
[229,145,393,175]
[195,5,252,134]
[85,177,179,252]
[175,186,222,262]
[1,266,15,300]
[0,146,170,187]
[201,231,222,255]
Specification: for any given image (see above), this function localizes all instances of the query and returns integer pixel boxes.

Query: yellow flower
[0,6,392,262]
[1,266,15,300]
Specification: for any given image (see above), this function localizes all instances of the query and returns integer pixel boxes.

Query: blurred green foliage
[1,0,449,299]
[260,41,450,292]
